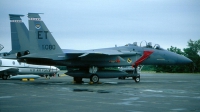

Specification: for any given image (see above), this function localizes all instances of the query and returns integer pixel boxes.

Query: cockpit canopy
[125,41,164,50]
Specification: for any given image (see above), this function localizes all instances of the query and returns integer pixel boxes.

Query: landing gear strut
[132,66,140,83]
[132,76,140,83]
[89,66,99,83]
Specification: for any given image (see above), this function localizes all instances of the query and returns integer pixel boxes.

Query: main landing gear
[90,74,99,83]
[73,66,99,84]
[89,66,99,83]
[72,66,141,84]
[1,72,10,80]
[2,75,9,80]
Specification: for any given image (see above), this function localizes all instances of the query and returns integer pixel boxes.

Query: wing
[19,47,140,61]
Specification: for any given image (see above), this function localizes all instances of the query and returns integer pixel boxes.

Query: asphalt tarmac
[0,73,200,112]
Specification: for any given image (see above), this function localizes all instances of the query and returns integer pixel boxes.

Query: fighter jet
[0,14,60,80]
[10,13,192,83]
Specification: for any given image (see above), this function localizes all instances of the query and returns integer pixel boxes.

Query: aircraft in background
[0,58,59,80]
[0,14,60,80]
[6,13,192,83]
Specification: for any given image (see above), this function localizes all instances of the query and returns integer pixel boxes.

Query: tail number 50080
[42,45,56,50]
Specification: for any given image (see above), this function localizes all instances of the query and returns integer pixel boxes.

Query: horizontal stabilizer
[9,14,24,20]
[21,53,66,60]
[28,13,43,18]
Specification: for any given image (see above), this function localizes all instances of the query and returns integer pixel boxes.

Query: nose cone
[176,55,193,64]
[52,66,60,72]
[57,68,60,72]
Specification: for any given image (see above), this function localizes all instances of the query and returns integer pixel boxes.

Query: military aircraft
[8,13,192,83]
[0,14,60,80]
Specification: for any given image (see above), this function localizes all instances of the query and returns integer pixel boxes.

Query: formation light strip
[10,20,22,22]
[29,18,41,21]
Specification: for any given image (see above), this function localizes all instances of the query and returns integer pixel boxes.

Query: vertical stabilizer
[9,14,29,54]
[28,13,63,54]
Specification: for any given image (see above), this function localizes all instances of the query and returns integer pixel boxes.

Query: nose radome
[51,66,60,71]
[57,68,60,72]
[177,55,193,64]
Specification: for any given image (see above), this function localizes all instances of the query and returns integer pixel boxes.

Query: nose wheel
[133,76,140,83]
[133,65,140,83]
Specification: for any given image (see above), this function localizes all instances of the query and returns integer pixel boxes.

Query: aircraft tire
[2,75,8,80]
[90,74,99,83]
[134,77,140,83]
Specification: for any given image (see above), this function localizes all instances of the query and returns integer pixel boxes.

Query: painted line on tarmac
[59,74,67,77]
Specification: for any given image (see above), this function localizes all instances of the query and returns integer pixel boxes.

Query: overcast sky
[0,0,200,52]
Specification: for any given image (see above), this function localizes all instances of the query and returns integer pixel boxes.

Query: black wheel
[90,74,99,83]
[135,77,140,83]
[132,76,140,83]
[2,75,8,80]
